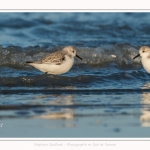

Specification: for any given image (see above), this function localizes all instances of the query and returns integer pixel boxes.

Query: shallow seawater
[1,12,150,137]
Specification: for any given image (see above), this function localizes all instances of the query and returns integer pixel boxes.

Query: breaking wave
[0,43,141,69]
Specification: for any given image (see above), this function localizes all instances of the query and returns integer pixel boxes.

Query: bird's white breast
[141,57,150,74]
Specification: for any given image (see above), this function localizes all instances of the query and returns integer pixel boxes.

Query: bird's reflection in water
[140,82,150,126]
[141,82,150,89]
[34,95,75,120]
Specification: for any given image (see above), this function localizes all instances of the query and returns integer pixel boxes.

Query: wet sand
[1,90,150,137]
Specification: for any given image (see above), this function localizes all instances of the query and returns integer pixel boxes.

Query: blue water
[0,12,150,137]
[0,13,150,48]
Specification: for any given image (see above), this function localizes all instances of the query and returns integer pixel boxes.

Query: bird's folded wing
[41,51,66,65]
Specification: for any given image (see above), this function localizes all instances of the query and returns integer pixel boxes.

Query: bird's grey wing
[41,51,66,65]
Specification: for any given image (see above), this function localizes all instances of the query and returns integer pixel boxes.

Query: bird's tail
[26,61,33,63]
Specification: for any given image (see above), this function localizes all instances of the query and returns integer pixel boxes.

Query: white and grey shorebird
[133,46,150,74]
[26,46,82,75]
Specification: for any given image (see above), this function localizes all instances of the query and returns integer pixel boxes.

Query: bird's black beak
[133,53,140,60]
[76,54,82,60]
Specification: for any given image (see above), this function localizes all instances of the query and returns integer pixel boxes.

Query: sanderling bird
[26,46,82,75]
[133,46,150,74]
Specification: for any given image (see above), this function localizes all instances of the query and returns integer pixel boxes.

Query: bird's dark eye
[143,51,145,53]
[73,51,74,53]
